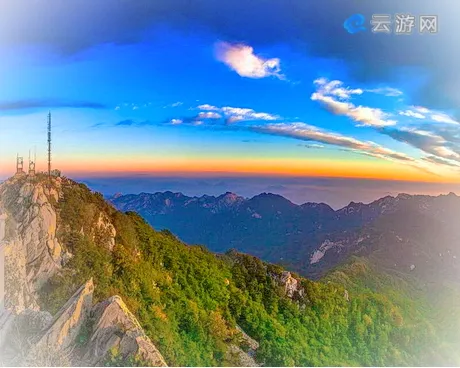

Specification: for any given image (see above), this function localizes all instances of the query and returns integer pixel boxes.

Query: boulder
[31,279,94,353]
[80,295,167,366]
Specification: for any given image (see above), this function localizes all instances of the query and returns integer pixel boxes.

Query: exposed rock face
[0,177,167,367]
[0,213,6,243]
[95,212,116,251]
[1,212,6,311]
[278,271,304,299]
[236,325,259,352]
[31,279,94,354]
[0,176,63,311]
[80,296,167,367]
[226,345,259,367]
[226,326,260,367]
[0,278,169,367]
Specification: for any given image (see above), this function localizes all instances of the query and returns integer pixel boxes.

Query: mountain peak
[218,191,242,201]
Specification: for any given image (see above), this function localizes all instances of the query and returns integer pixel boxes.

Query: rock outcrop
[80,296,167,366]
[226,325,260,367]
[0,176,63,312]
[94,212,117,251]
[277,271,305,299]
[0,176,167,367]
[31,279,94,354]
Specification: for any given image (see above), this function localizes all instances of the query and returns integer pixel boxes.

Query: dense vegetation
[39,179,459,366]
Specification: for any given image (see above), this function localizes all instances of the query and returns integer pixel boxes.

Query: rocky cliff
[0,175,167,366]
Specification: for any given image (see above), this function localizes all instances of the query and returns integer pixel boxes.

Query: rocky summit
[0,175,166,366]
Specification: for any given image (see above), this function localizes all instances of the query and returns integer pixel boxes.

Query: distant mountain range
[111,191,460,281]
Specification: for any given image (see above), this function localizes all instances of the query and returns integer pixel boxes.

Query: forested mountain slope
[1,175,458,366]
[112,191,460,282]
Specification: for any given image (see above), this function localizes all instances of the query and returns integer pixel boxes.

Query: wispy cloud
[115,119,151,127]
[381,127,460,163]
[299,143,325,149]
[311,78,460,171]
[399,106,459,124]
[197,104,220,111]
[252,123,419,165]
[170,104,280,125]
[399,109,425,119]
[313,78,363,99]
[0,99,107,111]
[365,87,403,97]
[197,111,222,119]
[165,101,453,174]
[164,101,183,108]
[221,106,279,123]
[311,79,396,128]
[214,41,284,80]
[422,155,460,168]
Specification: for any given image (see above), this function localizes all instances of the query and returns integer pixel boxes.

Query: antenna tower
[47,111,52,182]
[16,154,24,175]
[28,148,36,177]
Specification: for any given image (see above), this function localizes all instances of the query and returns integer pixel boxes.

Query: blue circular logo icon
[344,14,367,34]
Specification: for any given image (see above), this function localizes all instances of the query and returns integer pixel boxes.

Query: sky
[1,0,460,206]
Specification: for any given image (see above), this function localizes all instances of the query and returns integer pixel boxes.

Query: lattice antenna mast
[47,111,52,182]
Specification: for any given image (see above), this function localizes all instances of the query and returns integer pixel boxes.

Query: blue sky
[0,0,459,205]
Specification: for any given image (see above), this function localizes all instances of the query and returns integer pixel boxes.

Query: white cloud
[366,87,403,97]
[313,78,363,100]
[253,122,420,167]
[197,111,222,119]
[171,101,183,107]
[399,110,425,119]
[221,106,279,123]
[170,118,183,125]
[382,127,460,164]
[422,156,460,168]
[311,81,396,128]
[431,112,458,125]
[221,107,253,115]
[215,41,284,80]
[400,106,459,125]
[192,104,280,123]
[414,106,430,114]
[197,104,219,111]
[226,115,246,124]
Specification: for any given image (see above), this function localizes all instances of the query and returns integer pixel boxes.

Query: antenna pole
[47,111,52,183]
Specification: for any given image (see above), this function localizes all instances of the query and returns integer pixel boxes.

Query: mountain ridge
[110,190,459,211]
[111,190,460,279]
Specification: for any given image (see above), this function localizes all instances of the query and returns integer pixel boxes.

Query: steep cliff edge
[0,175,63,312]
[0,175,166,366]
